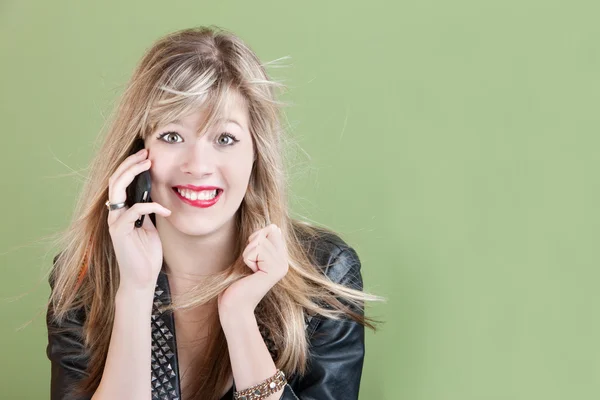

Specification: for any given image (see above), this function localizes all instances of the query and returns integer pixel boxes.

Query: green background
[1,1,599,399]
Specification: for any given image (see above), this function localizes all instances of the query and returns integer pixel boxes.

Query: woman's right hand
[106,147,172,292]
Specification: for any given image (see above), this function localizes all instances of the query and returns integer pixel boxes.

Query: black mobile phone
[125,138,152,228]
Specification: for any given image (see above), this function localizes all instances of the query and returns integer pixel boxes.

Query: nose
[180,139,216,177]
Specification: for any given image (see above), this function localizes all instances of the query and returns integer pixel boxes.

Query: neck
[155,214,238,297]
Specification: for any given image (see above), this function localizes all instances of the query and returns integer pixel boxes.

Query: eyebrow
[170,118,244,130]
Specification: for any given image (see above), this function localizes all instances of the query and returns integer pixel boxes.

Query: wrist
[116,284,155,306]
[219,308,256,333]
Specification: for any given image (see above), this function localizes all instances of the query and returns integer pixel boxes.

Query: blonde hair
[47,25,383,400]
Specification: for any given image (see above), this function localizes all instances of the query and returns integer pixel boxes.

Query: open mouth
[171,187,223,208]
[172,187,222,201]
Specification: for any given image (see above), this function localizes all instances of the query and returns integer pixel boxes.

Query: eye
[217,132,240,146]
[157,131,183,143]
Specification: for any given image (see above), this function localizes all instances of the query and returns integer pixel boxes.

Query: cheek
[229,153,253,175]
[224,165,251,189]
[227,154,254,181]
[147,155,171,184]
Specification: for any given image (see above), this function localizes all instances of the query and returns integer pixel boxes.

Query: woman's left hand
[218,224,289,319]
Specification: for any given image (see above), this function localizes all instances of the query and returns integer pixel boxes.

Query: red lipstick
[173,185,223,208]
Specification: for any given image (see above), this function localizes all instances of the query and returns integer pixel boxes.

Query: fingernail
[137,148,147,154]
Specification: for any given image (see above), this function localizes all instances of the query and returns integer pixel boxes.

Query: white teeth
[177,188,218,201]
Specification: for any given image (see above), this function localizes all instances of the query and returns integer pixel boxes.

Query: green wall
[1,1,599,398]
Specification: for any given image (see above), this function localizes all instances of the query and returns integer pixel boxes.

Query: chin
[168,213,234,236]
[171,218,216,236]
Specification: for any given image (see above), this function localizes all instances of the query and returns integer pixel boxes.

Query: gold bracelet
[233,369,287,400]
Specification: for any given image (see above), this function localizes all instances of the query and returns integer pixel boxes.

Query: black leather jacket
[47,231,365,399]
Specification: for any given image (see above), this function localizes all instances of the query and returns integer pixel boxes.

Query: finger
[247,224,278,243]
[244,248,270,273]
[246,228,267,249]
[261,230,288,278]
[243,239,274,265]
[141,210,157,231]
[107,149,149,205]
[242,234,263,264]
[256,238,277,272]
[110,148,148,186]
[264,224,279,241]
[109,158,151,204]
[243,230,267,271]
[247,228,264,243]
[246,225,278,258]
[246,238,278,274]
[266,224,278,235]
[243,246,259,272]
[242,241,255,260]
[107,159,152,224]
[110,202,171,231]
[243,259,259,273]
[266,225,285,254]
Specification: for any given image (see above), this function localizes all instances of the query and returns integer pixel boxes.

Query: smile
[172,187,223,208]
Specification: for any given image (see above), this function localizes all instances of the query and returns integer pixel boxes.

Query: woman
[46,25,382,400]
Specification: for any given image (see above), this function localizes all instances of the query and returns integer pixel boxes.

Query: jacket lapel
[151,270,182,399]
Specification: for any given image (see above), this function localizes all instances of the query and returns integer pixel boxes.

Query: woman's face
[145,93,254,237]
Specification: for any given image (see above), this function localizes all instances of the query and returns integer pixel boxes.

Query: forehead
[169,92,249,133]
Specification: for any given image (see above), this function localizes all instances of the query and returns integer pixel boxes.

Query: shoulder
[47,252,87,327]
[50,253,61,288]
[292,223,362,287]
